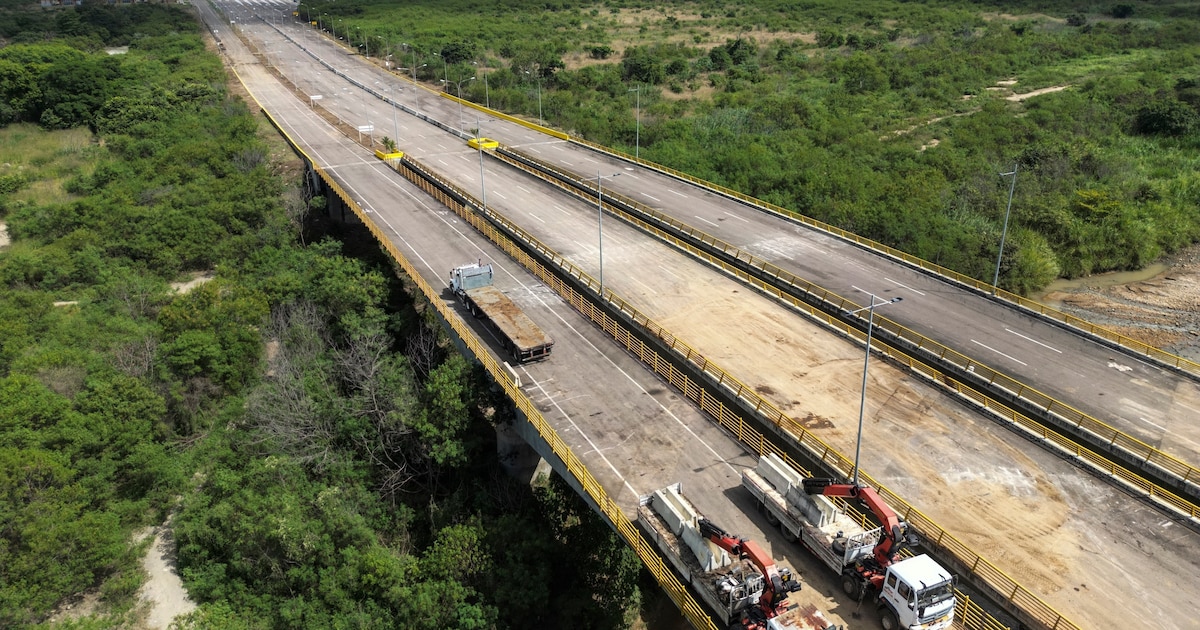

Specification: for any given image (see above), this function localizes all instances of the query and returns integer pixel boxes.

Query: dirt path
[136,517,196,628]
[1006,84,1071,101]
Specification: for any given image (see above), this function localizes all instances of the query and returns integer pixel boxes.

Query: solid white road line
[1005,328,1062,353]
[970,339,1028,366]
[884,277,926,296]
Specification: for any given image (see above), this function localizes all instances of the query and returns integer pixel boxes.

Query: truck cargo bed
[463,285,553,361]
[743,468,877,574]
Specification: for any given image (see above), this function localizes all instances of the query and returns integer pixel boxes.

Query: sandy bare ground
[600,227,1200,630]
[1039,243,1200,362]
[1006,84,1071,101]
[136,516,196,628]
[0,220,9,247]
[171,270,215,294]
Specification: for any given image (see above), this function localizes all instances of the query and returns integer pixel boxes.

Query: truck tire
[781,524,798,542]
[880,610,899,630]
[842,574,862,600]
[763,508,780,526]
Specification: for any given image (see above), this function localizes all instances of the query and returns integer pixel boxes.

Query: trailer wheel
[880,610,899,630]
[842,574,862,600]
[781,525,798,543]
[763,509,780,526]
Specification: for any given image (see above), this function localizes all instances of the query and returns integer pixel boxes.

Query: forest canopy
[0,3,642,628]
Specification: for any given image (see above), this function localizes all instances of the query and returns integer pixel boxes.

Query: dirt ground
[136,519,197,628]
[1037,243,1200,363]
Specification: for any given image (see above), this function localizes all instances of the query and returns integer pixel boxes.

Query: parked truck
[448,262,553,362]
[742,455,955,630]
[637,483,842,630]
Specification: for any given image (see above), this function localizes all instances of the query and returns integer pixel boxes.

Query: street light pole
[441,76,475,132]
[994,164,1018,294]
[377,81,400,148]
[629,84,640,160]
[584,171,621,294]
[846,294,903,486]
[476,117,487,213]
[535,76,542,125]
[523,69,543,125]
[474,62,490,109]
[434,52,447,84]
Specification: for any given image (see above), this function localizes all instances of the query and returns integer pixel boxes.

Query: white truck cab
[879,554,956,630]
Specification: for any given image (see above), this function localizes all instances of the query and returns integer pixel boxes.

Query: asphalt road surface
[197,4,1200,628]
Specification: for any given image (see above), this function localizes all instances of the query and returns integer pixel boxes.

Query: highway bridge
[197,2,1200,629]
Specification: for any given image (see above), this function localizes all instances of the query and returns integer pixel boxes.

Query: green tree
[621,46,665,84]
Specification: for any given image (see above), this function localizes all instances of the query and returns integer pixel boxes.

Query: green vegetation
[314,0,1200,293]
[0,4,641,628]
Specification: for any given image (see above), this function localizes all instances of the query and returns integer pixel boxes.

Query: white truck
[637,483,842,630]
[741,455,955,630]
[449,262,553,363]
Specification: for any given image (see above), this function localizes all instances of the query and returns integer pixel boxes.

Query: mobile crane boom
[801,478,918,568]
[697,518,800,621]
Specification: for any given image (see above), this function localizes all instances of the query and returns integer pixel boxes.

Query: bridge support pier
[495,419,551,485]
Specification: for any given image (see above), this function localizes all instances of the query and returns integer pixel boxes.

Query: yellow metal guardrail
[570,136,1200,379]
[496,146,1200,521]
[392,150,1091,630]
[440,90,569,140]
[500,146,1200,499]
[255,119,718,630]
[234,34,1081,628]
[227,28,722,630]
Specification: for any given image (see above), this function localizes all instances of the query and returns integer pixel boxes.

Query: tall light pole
[473,62,490,109]
[476,118,487,212]
[994,164,1018,294]
[524,69,543,126]
[434,52,447,84]
[376,81,400,148]
[441,76,475,132]
[584,172,621,294]
[629,84,640,160]
[846,294,903,486]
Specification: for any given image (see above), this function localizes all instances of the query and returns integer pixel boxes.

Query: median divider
[376,144,1081,630]
[493,145,1200,513]
[569,136,1200,381]
[440,90,569,140]
[235,27,1082,627]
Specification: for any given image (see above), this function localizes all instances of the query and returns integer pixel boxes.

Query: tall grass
[0,124,97,209]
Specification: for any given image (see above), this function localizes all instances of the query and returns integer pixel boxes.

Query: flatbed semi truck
[637,483,842,630]
[449,263,553,362]
[742,455,955,630]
